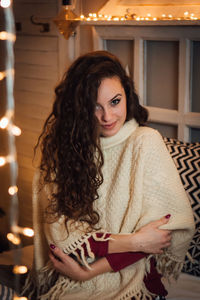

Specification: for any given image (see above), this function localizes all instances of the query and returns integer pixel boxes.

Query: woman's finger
[49,251,65,271]
[49,244,67,261]
[152,214,171,228]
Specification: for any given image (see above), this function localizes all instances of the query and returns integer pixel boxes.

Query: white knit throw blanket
[23,119,195,300]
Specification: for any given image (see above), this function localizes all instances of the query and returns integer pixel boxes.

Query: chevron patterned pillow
[163,137,200,277]
[0,284,14,300]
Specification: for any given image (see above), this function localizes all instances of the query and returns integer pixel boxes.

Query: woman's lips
[101,121,117,130]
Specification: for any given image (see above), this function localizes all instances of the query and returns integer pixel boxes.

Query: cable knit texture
[23,119,195,300]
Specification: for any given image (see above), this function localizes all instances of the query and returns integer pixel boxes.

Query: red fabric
[89,233,110,257]
[80,233,167,297]
[144,258,168,296]
[106,251,147,271]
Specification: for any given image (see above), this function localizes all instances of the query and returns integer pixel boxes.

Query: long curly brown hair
[36,51,148,229]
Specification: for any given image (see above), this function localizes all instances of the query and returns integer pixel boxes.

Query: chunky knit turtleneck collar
[100,118,138,150]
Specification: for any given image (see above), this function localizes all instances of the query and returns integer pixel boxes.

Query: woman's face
[95,76,127,137]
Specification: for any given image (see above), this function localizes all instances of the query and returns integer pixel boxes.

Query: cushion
[0,284,14,300]
[182,227,200,277]
[163,137,200,277]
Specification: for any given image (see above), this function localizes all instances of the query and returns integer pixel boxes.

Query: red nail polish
[165,214,171,219]
[50,244,56,249]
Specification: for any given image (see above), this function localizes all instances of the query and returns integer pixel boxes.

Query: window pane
[106,40,134,77]
[190,127,200,142]
[148,122,177,139]
[191,41,200,113]
[146,41,179,110]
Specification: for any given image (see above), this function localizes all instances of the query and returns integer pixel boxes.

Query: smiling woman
[21,51,195,300]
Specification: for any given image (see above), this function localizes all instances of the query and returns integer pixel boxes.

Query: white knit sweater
[25,119,195,300]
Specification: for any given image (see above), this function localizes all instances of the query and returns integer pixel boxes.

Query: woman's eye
[111,98,120,106]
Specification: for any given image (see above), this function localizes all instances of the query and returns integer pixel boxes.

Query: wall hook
[30,15,50,33]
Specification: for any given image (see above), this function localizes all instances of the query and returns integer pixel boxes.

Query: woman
[23,51,195,300]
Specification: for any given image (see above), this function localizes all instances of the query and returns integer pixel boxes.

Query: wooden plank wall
[14,0,60,238]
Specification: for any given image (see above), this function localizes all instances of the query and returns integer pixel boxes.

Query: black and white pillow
[0,284,14,300]
[163,137,200,277]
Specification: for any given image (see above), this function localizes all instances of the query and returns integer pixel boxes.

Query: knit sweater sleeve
[134,128,195,278]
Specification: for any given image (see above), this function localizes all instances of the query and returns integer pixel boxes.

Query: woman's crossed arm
[49,215,172,281]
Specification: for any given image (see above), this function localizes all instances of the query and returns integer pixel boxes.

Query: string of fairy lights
[77,11,199,22]
[59,0,200,24]
[0,0,33,299]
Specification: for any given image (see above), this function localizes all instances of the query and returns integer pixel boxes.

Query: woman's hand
[132,215,172,254]
[108,215,172,254]
[49,246,89,281]
[49,245,112,281]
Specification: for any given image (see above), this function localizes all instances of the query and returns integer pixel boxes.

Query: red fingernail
[165,214,171,219]
[50,244,56,249]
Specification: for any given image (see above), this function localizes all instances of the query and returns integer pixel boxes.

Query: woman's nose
[102,108,112,122]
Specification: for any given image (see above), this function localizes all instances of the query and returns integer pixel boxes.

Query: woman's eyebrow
[109,93,122,102]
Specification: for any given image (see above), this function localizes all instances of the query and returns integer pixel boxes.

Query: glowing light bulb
[168,14,172,19]
[12,225,34,237]
[11,125,21,136]
[7,233,21,245]
[147,13,151,17]
[136,17,140,21]
[86,17,91,21]
[92,13,97,18]
[98,14,102,18]
[184,12,189,16]
[0,72,5,80]
[153,17,157,21]
[14,297,28,300]
[162,14,166,18]
[0,31,8,40]
[22,227,34,237]
[80,15,84,19]
[0,0,11,8]
[0,116,9,129]
[0,156,6,166]
[8,185,18,195]
[113,17,119,21]
[13,265,28,274]
[89,13,92,17]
